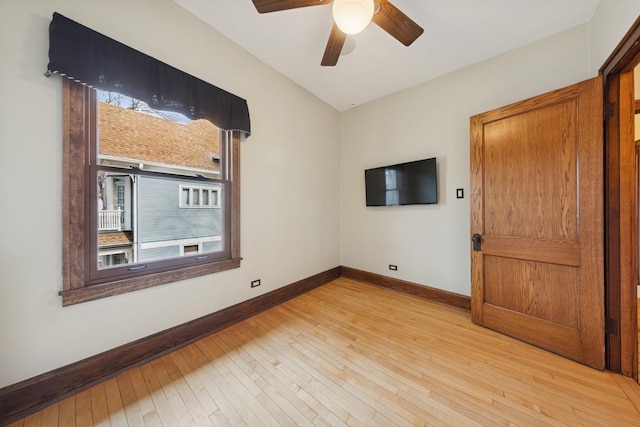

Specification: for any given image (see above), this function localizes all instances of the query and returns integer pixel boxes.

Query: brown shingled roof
[98,231,133,247]
[98,102,220,172]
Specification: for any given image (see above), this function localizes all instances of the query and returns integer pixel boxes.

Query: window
[183,245,199,254]
[94,89,228,272]
[115,178,126,225]
[60,80,242,305]
[180,185,221,208]
[50,13,249,305]
[99,252,130,268]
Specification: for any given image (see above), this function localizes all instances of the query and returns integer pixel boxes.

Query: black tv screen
[365,157,438,206]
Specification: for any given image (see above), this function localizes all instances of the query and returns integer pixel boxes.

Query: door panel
[484,256,579,328]
[483,101,578,241]
[470,77,604,369]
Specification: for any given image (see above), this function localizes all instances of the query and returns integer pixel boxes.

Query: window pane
[182,188,190,206]
[97,172,224,269]
[193,188,200,206]
[97,90,221,179]
[184,244,198,254]
[202,189,209,206]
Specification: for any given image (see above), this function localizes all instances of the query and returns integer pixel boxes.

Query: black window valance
[46,12,250,135]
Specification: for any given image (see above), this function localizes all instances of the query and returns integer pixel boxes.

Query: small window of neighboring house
[179,185,221,208]
[182,244,199,255]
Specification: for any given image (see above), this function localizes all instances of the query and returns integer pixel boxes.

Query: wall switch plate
[456,188,464,199]
[251,279,261,288]
[389,265,398,271]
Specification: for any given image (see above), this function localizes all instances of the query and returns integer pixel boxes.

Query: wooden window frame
[61,79,241,306]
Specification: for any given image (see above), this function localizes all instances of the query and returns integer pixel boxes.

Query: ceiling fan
[251,0,424,66]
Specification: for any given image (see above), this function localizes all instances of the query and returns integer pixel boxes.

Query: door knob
[472,234,482,251]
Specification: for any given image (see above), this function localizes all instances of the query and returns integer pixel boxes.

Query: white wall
[339,2,640,297]
[589,0,640,70]
[0,0,340,388]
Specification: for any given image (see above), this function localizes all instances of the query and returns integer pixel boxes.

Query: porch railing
[99,208,123,231]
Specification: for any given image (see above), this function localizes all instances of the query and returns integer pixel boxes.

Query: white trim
[98,154,220,178]
[98,248,130,256]
[139,235,221,250]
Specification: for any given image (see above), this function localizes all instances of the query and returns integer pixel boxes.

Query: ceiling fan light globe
[332,0,374,35]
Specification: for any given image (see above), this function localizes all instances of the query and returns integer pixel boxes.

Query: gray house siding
[137,176,222,261]
[139,246,180,262]
[203,241,222,252]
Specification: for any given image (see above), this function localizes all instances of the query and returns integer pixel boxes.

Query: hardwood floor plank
[283,288,512,422]
[170,347,220,418]
[181,344,247,426]
[165,350,215,427]
[312,278,636,424]
[215,333,313,426]
[196,335,282,426]
[20,410,42,427]
[154,356,198,425]
[102,377,127,426]
[273,302,487,426]
[299,336,431,426]
[127,367,161,425]
[222,327,319,424]
[138,363,181,426]
[74,389,93,427]
[613,372,640,413]
[57,395,75,427]
[177,346,242,427]
[278,306,488,425]
[194,337,270,426]
[89,383,111,427]
[115,372,145,427]
[230,323,349,426]
[201,337,282,417]
[242,315,373,425]
[296,300,524,424]
[38,404,59,427]
[7,278,640,426]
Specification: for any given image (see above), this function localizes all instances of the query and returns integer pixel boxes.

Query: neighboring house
[97,99,222,267]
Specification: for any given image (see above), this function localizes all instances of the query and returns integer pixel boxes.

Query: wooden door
[470,77,605,369]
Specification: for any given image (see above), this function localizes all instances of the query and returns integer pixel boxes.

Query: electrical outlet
[389,265,398,271]
[251,279,261,288]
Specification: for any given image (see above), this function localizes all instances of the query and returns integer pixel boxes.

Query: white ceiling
[175,0,600,111]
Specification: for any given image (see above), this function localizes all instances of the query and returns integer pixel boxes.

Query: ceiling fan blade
[251,0,332,14]
[321,23,347,66]
[372,0,424,46]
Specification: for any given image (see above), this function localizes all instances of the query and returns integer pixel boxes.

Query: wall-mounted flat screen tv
[365,157,438,206]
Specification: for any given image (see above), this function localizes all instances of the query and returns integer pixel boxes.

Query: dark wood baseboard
[0,265,468,425]
[341,266,471,311]
[0,266,341,426]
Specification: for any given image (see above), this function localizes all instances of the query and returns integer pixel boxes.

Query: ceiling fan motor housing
[332,0,375,34]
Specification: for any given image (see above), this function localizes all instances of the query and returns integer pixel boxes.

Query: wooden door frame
[601,15,640,378]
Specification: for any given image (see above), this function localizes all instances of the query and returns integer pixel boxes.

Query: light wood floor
[8,278,640,426]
